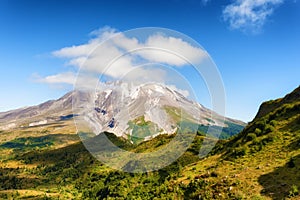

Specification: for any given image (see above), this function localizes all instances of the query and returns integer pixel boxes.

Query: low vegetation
[0,86,299,199]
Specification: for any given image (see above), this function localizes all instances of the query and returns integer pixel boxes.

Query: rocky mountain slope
[0,82,245,143]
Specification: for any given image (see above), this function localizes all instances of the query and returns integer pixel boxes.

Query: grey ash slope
[0,92,74,130]
[0,82,245,141]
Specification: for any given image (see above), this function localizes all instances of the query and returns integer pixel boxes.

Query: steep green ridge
[205,85,300,199]
[255,86,300,119]
[223,86,300,159]
[158,86,300,200]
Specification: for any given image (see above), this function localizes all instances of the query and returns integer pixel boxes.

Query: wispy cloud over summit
[38,27,208,89]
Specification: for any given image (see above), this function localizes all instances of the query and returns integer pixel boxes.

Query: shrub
[254,128,262,136]
[269,120,277,126]
[251,141,263,152]
[262,132,277,144]
[289,185,299,197]
[231,146,249,158]
[264,125,275,134]
[255,120,266,132]
[246,133,257,142]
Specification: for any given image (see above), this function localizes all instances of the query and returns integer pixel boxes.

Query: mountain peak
[283,85,300,103]
[255,85,300,119]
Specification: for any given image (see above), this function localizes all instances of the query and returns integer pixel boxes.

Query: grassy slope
[175,86,300,199]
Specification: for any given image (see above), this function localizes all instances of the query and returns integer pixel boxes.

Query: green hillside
[165,86,300,199]
[0,86,299,199]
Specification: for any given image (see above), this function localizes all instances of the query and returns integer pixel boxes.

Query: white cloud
[38,26,207,93]
[89,26,118,39]
[109,33,207,66]
[53,27,118,58]
[223,0,284,33]
[142,34,207,66]
[36,72,100,89]
[36,72,76,84]
[52,27,207,70]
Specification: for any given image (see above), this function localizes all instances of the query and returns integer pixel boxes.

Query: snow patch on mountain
[29,120,48,127]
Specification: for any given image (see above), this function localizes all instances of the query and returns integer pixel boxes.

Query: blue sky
[0,0,299,122]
